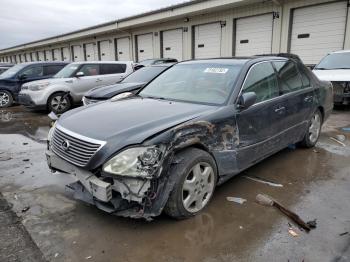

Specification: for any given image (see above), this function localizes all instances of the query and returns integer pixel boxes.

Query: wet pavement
[0,105,349,262]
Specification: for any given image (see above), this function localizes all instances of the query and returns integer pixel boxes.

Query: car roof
[329,50,350,54]
[179,56,289,66]
[71,61,133,65]
[147,63,176,67]
[15,61,68,66]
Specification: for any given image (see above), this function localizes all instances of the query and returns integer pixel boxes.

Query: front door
[235,61,285,170]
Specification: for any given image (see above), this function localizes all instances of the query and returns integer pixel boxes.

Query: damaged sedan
[46,55,333,219]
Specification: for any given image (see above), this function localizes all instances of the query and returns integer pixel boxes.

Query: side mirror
[238,92,257,109]
[75,71,85,77]
[19,74,27,80]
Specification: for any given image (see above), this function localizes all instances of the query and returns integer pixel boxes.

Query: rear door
[272,60,315,142]
[99,63,128,85]
[236,61,285,169]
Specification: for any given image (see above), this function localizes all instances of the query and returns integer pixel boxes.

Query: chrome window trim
[236,60,315,109]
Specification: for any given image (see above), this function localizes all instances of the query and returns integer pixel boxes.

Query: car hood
[85,82,145,99]
[23,77,72,87]
[313,69,350,82]
[58,96,216,150]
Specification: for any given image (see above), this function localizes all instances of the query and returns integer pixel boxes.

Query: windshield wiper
[314,67,327,70]
[331,68,350,70]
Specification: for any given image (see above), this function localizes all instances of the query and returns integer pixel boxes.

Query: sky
[0,0,189,49]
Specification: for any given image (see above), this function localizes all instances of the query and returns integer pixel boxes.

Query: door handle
[304,96,313,103]
[274,106,286,114]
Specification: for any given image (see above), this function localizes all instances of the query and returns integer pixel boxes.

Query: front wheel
[48,92,71,114]
[164,148,217,219]
[298,109,322,148]
[0,90,14,108]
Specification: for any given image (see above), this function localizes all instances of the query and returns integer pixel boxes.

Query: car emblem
[61,140,70,151]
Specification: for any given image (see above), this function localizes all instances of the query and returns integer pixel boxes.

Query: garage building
[0,0,349,66]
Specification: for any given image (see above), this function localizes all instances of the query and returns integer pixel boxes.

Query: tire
[0,90,14,108]
[298,109,322,148]
[48,92,71,114]
[164,148,217,219]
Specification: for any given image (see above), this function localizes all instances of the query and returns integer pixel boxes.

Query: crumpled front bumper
[46,150,163,219]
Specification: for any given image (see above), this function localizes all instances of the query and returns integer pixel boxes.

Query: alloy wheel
[182,162,215,213]
[0,91,10,107]
[51,95,69,113]
[309,112,321,144]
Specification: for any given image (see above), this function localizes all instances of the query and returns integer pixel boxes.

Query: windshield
[139,63,242,105]
[122,66,167,83]
[315,53,350,70]
[0,64,26,79]
[54,64,79,78]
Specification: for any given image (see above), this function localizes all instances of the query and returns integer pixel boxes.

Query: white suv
[313,50,350,105]
[19,61,133,113]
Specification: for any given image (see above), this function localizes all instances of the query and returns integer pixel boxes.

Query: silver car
[18,61,133,113]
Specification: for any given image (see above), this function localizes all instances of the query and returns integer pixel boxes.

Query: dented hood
[58,96,216,148]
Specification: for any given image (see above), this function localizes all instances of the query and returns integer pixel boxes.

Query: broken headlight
[102,145,165,178]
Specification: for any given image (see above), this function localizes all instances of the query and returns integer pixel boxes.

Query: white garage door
[194,23,221,59]
[38,51,45,61]
[137,33,154,61]
[99,40,112,61]
[45,50,52,61]
[31,52,37,61]
[116,37,131,61]
[25,53,31,62]
[53,49,61,61]
[162,29,183,61]
[235,13,273,56]
[290,1,347,65]
[72,45,83,61]
[62,47,70,61]
[84,43,96,61]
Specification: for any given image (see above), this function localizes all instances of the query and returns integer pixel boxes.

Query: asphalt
[0,105,349,262]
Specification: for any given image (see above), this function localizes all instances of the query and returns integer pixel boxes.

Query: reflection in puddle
[0,106,51,143]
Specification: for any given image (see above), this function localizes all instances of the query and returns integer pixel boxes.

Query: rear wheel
[164,148,217,219]
[48,92,71,114]
[0,90,13,108]
[299,109,322,148]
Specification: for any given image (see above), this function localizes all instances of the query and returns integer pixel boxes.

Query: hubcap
[309,113,321,143]
[182,162,215,213]
[51,95,68,113]
[0,92,10,107]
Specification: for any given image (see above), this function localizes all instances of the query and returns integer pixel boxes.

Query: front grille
[51,125,105,167]
[332,82,346,95]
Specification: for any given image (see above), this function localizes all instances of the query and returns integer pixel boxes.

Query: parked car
[46,55,332,219]
[0,62,67,108]
[313,50,350,105]
[0,63,14,74]
[82,63,175,105]
[18,61,134,113]
[134,58,178,70]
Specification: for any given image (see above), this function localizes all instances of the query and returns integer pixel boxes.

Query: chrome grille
[51,125,105,167]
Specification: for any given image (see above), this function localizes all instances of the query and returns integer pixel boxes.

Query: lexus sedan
[46,55,333,219]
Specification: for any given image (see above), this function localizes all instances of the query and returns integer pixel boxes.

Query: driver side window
[242,62,279,103]
[20,66,43,78]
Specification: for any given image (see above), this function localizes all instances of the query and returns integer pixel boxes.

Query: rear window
[100,64,126,75]
[44,65,65,75]
[274,61,303,93]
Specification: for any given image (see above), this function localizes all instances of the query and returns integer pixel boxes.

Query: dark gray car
[46,55,333,219]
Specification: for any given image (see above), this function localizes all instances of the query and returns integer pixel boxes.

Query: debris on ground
[244,175,283,187]
[306,219,317,229]
[23,142,28,145]
[0,156,12,161]
[23,159,30,162]
[313,149,320,153]
[226,197,247,205]
[21,206,30,213]
[256,194,311,232]
[336,134,346,142]
[288,228,299,237]
[14,194,18,200]
[330,137,346,147]
[54,253,59,258]
[85,256,92,259]
[239,226,243,230]
[339,232,349,236]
